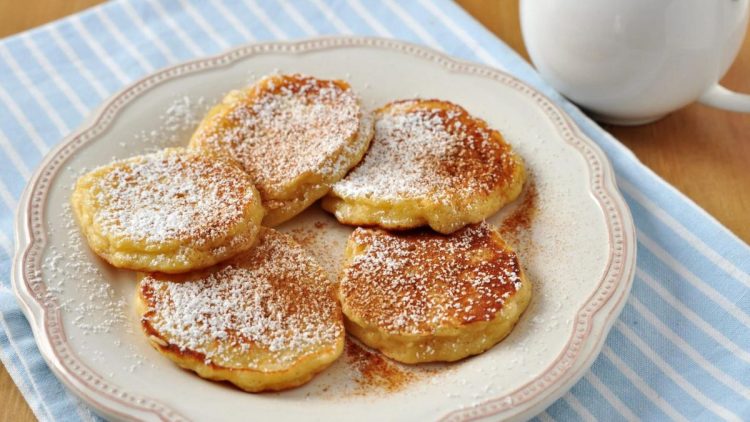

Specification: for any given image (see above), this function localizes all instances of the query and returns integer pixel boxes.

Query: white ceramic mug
[520,0,750,125]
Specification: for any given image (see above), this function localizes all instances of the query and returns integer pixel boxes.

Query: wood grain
[458,0,750,243]
[1,1,748,420]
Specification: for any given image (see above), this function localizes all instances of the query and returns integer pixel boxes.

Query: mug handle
[698,85,750,112]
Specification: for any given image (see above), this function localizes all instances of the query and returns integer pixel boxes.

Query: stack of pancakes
[72,74,531,392]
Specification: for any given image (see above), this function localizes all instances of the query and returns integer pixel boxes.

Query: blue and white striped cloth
[0,1,748,421]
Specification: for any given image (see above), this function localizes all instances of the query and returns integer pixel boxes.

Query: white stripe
[0,259,98,422]
[638,230,750,327]
[375,0,747,315]
[583,372,639,421]
[0,230,12,257]
[0,177,18,213]
[119,1,183,63]
[67,18,131,84]
[211,0,256,41]
[0,223,94,422]
[179,0,233,49]
[0,86,48,155]
[615,321,740,421]
[412,0,750,332]
[348,0,392,37]
[0,333,53,422]
[310,0,353,34]
[637,269,750,364]
[0,47,71,135]
[537,411,556,422]
[72,397,98,422]
[93,8,156,72]
[620,179,750,288]
[382,0,442,50]
[416,0,504,68]
[0,130,32,180]
[19,36,90,116]
[241,0,288,39]
[602,346,689,422]
[280,2,318,36]
[562,394,597,422]
[629,297,750,400]
[40,29,109,99]
[146,0,209,56]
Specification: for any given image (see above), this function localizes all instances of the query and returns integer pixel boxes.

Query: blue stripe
[104,2,173,67]
[402,1,478,59]
[0,324,49,420]
[568,377,628,422]
[589,354,671,420]
[625,190,750,289]
[0,110,46,167]
[427,1,540,81]
[608,328,718,420]
[233,1,283,40]
[27,31,103,108]
[638,245,750,331]
[78,11,149,79]
[295,1,339,34]
[2,39,84,127]
[0,300,84,422]
[360,2,426,43]
[326,0,377,35]
[424,0,750,269]
[620,303,749,408]
[159,0,223,54]
[193,1,249,45]
[632,274,750,385]
[256,0,309,38]
[0,1,748,421]
[52,22,123,92]
[0,151,30,199]
[545,397,584,422]
[0,62,65,139]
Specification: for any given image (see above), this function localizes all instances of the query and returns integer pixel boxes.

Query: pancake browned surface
[136,228,345,392]
[189,74,373,226]
[71,148,264,273]
[323,99,525,234]
[339,222,531,363]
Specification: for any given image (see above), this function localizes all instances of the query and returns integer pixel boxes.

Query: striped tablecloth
[1,1,748,421]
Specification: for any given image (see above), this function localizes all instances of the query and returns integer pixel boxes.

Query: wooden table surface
[1,1,748,420]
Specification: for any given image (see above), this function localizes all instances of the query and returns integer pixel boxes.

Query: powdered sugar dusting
[192,74,365,198]
[87,149,259,245]
[37,195,148,375]
[332,100,519,204]
[341,222,523,335]
[132,95,208,151]
[141,230,343,367]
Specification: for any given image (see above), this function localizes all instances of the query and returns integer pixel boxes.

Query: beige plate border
[11,37,636,422]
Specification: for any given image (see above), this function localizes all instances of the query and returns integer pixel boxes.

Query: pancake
[189,74,373,226]
[71,148,264,273]
[338,222,531,363]
[136,228,345,392]
[323,99,525,234]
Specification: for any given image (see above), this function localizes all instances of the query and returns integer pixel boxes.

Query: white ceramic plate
[13,37,635,422]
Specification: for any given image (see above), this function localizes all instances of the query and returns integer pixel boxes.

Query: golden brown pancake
[189,74,373,226]
[136,228,345,392]
[323,99,525,234]
[338,222,531,363]
[71,148,264,273]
